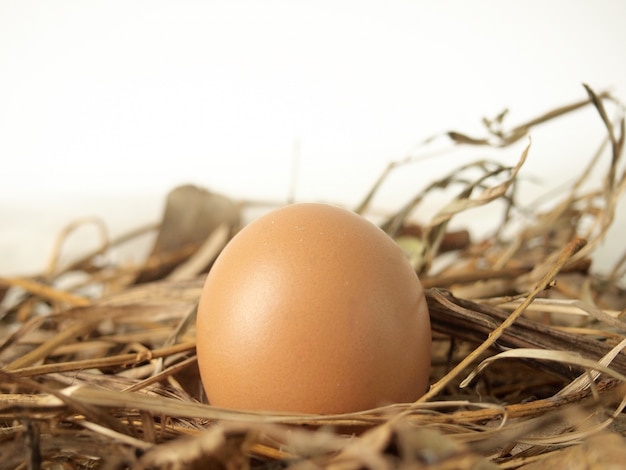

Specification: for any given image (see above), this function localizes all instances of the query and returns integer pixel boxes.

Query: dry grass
[1,84,625,469]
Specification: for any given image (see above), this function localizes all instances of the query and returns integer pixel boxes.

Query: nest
[1,84,626,469]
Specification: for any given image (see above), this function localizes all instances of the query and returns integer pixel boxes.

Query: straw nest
[2,84,626,469]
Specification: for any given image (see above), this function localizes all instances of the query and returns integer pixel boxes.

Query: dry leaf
[134,184,239,283]
[517,432,626,470]
[137,424,255,470]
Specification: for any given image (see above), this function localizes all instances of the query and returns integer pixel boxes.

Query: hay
[1,84,626,469]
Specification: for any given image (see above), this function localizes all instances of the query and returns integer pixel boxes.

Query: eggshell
[196,203,431,414]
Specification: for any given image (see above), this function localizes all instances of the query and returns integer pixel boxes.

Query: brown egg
[196,203,431,414]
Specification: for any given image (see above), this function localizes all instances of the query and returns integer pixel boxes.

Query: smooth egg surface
[196,203,431,414]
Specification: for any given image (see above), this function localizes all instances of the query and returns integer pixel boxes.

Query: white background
[1,1,626,277]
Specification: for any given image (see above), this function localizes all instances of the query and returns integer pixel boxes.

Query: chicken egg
[196,203,431,414]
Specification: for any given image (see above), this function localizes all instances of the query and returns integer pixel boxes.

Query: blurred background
[1,0,625,276]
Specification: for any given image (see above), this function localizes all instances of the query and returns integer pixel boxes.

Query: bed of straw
[1,85,626,469]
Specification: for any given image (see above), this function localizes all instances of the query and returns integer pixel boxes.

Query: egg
[196,203,431,414]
